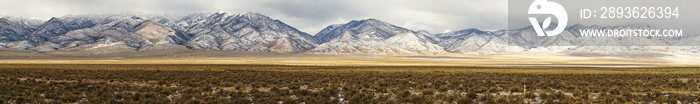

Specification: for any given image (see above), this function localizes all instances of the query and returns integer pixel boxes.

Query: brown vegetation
[0,64,698,103]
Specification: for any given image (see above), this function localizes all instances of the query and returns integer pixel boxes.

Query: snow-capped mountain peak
[179,12,317,53]
[2,11,699,56]
[307,18,444,55]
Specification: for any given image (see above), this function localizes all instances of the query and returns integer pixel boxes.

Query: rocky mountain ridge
[0,12,697,56]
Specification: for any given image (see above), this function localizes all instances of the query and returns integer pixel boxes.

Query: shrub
[422,90,434,95]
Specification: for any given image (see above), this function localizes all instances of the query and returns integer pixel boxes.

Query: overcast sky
[0,0,508,34]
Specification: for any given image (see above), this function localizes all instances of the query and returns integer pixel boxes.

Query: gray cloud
[0,0,508,34]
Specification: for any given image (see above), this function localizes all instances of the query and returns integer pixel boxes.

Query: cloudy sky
[0,0,508,34]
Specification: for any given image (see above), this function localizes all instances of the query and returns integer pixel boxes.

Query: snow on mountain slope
[1,12,699,57]
[308,19,445,55]
[179,12,317,53]
[434,29,511,53]
[29,17,184,52]
[0,17,43,49]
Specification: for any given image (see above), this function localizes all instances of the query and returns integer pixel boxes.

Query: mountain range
[1,11,698,56]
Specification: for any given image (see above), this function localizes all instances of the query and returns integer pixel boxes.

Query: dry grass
[0,64,698,74]
[0,49,695,67]
[1,50,699,103]
[0,64,698,103]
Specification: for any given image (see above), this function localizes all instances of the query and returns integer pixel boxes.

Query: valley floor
[1,50,699,103]
[0,64,699,103]
[0,49,698,67]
